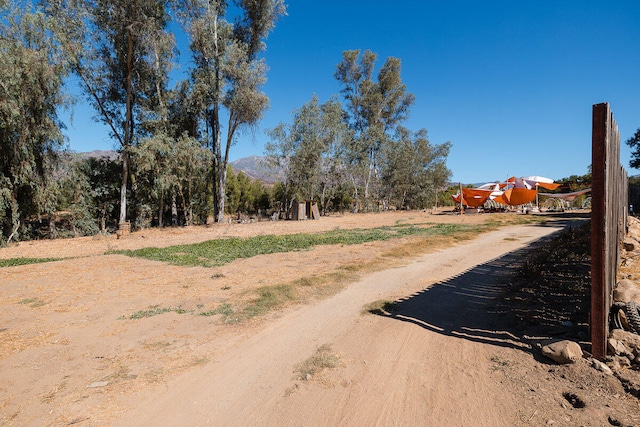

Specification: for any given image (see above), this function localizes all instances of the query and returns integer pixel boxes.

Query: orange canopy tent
[536,182,561,191]
[521,176,561,191]
[491,187,538,206]
[505,176,560,191]
[453,175,561,208]
[459,188,492,207]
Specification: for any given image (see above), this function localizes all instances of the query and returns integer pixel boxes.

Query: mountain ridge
[74,150,281,184]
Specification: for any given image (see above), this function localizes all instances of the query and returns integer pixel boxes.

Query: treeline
[45,153,271,237]
[1,0,286,243]
[0,1,452,244]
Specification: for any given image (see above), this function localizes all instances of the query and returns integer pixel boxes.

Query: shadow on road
[378,219,590,359]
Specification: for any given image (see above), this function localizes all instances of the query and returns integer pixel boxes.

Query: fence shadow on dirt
[377,219,590,361]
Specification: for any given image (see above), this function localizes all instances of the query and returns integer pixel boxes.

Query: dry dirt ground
[1,210,639,426]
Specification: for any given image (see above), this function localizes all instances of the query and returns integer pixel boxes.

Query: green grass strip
[0,257,61,268]
[124,306,190,320]
[112,223,473,267]
[199,303,233,317]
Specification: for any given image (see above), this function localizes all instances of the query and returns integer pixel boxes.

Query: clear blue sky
[63,0,640,184]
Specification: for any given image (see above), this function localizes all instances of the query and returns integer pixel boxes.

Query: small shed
[290,199,320,220]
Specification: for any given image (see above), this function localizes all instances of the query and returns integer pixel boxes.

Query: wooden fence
[591,102,628,360]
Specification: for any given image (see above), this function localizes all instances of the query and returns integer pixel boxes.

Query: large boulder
[610,329,640,357]
[541,340,583,364]
[627,217,640,247]
[613,279,640,305]
[608,337,634,358]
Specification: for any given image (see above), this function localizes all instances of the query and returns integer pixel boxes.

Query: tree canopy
[626,128,640,170]
[0,1,67,242]
[181,0,286,222]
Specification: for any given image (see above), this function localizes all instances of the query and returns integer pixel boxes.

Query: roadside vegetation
[1,0,452,244]
[113,223,473,267]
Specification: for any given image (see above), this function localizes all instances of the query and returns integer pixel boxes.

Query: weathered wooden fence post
[591,102,628,360]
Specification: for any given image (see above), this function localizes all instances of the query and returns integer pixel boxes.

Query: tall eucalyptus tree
[180,0,285,222]
[335,50,415,211]
[0,1,67,242]
[48,0,175,225]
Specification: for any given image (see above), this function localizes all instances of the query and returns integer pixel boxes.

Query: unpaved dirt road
[2,211,637,426]
[115,221,566,427]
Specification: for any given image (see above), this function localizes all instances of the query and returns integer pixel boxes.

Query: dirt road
[113,221,567,427]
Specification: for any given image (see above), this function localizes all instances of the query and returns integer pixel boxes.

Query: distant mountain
[73,151,281,184]
[230,155,283,184]
[77,150,120,161]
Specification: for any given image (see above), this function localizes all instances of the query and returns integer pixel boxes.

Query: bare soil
[1,210,639,426]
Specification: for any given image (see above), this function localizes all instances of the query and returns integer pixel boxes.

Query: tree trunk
[119,150,128,224]
[211,11,225,223]
[364,147,376,212]
[217,118,236,223]
[177,184,188,226]
[350,175,359,213]
[180,198,186,226]
[171,192,178,226]
[72,218,78,237]
[120,28,134,225]
[158,192,164,228]
[188,181,192,226]
[6,194,20,242]
[49,216,57,239]
[216,158,226,223]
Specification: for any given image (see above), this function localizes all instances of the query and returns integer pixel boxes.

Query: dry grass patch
[296,344,340,380]
[123,305,190,320]
[39,380,67,403]
[362,299,397,316]
[17,297,47,308]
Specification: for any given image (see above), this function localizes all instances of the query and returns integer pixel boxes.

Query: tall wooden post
[590,102,626,360]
